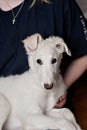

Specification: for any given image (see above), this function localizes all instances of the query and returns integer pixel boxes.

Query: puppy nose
[44,83,53,90]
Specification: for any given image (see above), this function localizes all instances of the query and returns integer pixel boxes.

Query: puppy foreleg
[24,114,76,130]
[61,108,82,130]
[47,108,82,130]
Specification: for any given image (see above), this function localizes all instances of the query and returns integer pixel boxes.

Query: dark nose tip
[44,83,53,90]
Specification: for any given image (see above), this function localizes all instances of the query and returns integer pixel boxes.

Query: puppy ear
[56,42,71,56]
[23,33,42,53]
[63,43,71,56]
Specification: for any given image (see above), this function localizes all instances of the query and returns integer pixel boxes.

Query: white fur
[0,34,82,130]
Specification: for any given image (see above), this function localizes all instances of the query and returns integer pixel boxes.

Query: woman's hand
[53,92,67,108]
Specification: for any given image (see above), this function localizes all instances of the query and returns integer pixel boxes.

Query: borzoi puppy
[0,34,82,130]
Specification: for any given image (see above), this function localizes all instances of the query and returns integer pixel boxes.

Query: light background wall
[76,0,87,18]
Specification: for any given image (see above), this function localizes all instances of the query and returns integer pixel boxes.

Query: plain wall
[76,0,87,18]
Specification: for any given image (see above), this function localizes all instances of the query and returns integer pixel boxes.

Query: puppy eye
[36,59,43,65]
[51,58,57,64]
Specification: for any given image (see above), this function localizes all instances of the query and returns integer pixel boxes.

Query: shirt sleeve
[63,0,87,59]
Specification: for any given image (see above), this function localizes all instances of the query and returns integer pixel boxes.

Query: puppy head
[22,34,71,90]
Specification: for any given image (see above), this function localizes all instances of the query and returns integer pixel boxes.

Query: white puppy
[0,34,82,130]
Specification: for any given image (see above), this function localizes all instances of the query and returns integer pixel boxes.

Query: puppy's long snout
[44,83,53,90]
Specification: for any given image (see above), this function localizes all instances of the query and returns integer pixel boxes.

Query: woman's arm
[54,55,87,108]
[64,55,87,88]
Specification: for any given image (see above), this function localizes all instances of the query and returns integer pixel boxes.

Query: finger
[54,98,66,108]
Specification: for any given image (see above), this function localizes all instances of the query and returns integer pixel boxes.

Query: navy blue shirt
[0,0,87,76]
